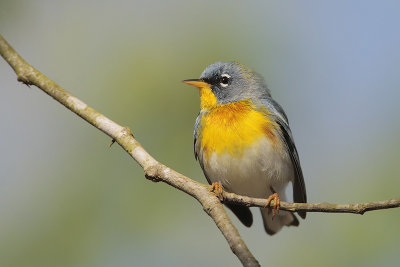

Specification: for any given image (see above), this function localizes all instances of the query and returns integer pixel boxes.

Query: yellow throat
[199,89,279,157]
[199,87,217,110]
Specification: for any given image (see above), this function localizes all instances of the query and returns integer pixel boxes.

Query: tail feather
[226,203,253,227]
[260,208,299,235]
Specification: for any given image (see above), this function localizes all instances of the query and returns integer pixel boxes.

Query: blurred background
[1,0,400,266]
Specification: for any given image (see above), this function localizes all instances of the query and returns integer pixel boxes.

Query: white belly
[202,137,294,199]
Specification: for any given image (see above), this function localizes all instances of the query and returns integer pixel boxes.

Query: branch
[222,192,400,215]
[2,34,400,266]
[0,34,260,267]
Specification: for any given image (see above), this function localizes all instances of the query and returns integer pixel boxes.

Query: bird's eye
[220,74,230,87]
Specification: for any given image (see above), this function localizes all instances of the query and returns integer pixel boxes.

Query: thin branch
[2,33,400,266]
[222,192,400,215]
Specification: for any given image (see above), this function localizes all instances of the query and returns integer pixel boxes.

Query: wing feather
[259,98,307,219]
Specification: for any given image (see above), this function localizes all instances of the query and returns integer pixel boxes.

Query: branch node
[109,139,116,147]
[17,74,32,87]
[122,126,134,138]
[357,206,367,215]
[144,165,161,183]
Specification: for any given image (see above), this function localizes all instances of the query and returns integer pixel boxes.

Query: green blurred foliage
[1,0,400,266]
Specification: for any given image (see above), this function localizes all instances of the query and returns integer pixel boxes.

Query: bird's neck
[199,87,217,110]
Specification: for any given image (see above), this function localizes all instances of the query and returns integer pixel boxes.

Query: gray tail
[225,203,253,227]
[260,208,299,235]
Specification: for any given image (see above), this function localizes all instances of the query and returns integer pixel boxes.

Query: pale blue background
[1,1,400,266]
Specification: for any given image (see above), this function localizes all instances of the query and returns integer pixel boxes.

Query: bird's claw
[211,182,224,201]
[264,193,280,216]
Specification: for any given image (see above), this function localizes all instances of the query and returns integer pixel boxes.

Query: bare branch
[0,34,259,267]
[222,192,400,215]
[1,33,399,266]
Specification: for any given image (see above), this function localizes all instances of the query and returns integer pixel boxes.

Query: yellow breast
[200,100,279,157]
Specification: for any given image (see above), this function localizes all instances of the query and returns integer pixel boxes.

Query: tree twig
[222,192,400,215]
[1,33,400,266]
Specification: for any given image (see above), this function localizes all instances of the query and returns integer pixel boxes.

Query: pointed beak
[182,79,211,88]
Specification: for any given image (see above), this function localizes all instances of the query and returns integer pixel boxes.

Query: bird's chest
[198,101,278,157]
[196,103,292,196]
[201,137,292,197]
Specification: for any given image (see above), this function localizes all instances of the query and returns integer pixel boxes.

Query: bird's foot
[264,193,280,217]
[211,182,224,201]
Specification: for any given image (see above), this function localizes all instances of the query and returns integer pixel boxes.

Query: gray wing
[193,112,202,161]
[259,98,307,219]
[193,112,211,184]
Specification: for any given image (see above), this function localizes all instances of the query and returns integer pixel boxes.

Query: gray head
[199,61,271,104]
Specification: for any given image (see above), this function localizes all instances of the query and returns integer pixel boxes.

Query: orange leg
[264,193,280,216]
[211,182,224,201]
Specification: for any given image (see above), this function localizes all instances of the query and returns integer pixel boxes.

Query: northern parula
[184,61,307,235]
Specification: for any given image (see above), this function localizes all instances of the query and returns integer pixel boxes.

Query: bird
[183,61,307,235]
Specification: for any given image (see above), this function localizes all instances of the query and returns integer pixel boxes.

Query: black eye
[220,74,230,87]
